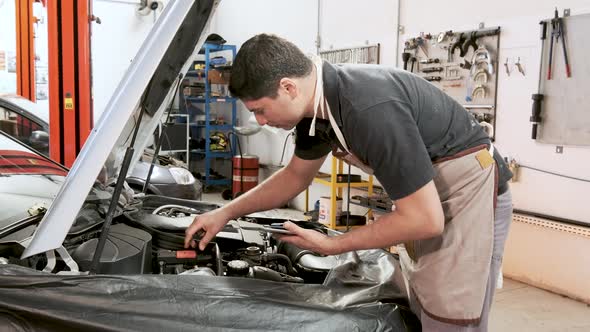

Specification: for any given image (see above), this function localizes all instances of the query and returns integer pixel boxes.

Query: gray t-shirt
[295,61,511,200]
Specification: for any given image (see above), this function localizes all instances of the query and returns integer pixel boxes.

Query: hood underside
[23,0,218,258]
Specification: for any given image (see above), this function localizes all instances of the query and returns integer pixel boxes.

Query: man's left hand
[276,221,340,256]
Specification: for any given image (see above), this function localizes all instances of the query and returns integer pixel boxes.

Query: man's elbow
[425,212,444,237]
[428,215,445,237]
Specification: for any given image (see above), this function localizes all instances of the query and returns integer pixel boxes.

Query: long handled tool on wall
[530,21,547,140]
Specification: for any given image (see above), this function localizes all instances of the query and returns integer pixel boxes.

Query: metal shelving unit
[306,156,374,231]
[180,43,237,188]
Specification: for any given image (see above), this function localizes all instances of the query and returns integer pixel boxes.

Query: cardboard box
[208,69,231,84]
[318,196,342,226]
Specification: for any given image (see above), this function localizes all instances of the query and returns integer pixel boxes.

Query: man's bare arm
[185,154,327,249]
[280,180,444,255]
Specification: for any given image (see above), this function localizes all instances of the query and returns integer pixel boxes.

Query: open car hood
[23,0,219,258]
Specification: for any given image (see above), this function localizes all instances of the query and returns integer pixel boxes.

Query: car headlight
[168,167,195,185]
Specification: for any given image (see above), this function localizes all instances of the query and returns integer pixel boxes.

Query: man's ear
[279,78,298,98]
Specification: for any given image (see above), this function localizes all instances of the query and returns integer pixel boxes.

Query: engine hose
[214,242,223,276]
[124,216,188,250]
[153,238,185,251]
[261,253,297,275]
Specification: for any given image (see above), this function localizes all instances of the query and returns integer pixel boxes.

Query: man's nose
[255,114,267,126]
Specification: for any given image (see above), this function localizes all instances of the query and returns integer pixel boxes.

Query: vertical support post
[15,0,36,101]
[48,0,93,166]
[76,0,93,147]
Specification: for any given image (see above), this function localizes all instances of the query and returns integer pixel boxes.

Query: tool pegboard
[402,27,501,140]
[534,11,590,146]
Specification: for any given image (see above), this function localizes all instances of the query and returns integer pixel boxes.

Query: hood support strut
[89,85,152,274]
[142,74,183,195]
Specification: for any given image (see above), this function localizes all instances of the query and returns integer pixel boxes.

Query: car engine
[0,195,336,284]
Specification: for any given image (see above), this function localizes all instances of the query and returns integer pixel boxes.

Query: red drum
[232,155,259,198]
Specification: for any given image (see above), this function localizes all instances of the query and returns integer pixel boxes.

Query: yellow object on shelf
[306,156,373,230]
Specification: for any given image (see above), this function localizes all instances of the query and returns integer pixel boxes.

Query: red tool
[558,15,571,78]
[547,8,571,80]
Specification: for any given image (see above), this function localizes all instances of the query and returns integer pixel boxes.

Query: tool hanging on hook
[547,8,571,79]
[531,21,548,140]
[515,57,525,76]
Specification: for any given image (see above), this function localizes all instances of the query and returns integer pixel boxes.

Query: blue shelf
[185,71,206,78]
[185,69,230,77]
[202,43,236,52]
[205,178,231,186]
[190,124,233,130]
[180,42,237,188]
[185,96,237,103]
[190,150,233,158]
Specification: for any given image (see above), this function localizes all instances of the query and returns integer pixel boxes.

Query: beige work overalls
[310,55,497,325]
[333,128,497,325]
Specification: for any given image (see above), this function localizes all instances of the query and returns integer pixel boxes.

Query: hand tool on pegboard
[530,21,548,139]
[419,58,440,64]
[421,67,444,73]
[547,8,572,79]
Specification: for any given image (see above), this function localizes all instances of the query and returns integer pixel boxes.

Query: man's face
[242,81,306,131]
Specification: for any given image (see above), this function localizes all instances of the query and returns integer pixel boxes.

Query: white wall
[320,0,399,66]
[0,0,17,94]
[91,0,169,123]
[400,0,590,224]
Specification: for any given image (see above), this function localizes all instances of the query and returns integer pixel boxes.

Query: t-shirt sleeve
[294,118,332,160]
[347,101,434,200]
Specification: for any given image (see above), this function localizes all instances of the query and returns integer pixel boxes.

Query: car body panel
[126,161,202,200]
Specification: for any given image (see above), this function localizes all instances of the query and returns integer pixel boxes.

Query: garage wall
[0,0,18,95]
[91,0,170,123]
[319,0,399,66]
[400,0,590,224]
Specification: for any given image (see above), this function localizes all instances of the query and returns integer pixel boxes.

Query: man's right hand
[184,209,231,250]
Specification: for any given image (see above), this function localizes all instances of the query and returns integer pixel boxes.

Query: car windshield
[0,133,66,228]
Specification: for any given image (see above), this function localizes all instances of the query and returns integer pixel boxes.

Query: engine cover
[71,223,152,274]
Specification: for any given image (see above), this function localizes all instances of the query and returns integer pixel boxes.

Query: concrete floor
[491,278,590,332]
[202,192,590,331]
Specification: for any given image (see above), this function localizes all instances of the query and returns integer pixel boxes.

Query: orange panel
[48,0,62,163]
[61,0,77,167]
[15,0,35,101]
[47,0,93,167]
[77,0,93,146]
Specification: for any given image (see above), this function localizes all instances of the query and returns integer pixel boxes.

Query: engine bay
[0,195,335,284]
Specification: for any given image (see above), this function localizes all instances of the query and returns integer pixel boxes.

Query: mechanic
[185,34,513,331]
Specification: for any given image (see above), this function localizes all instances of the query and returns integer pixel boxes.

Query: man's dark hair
[229,34,313,100]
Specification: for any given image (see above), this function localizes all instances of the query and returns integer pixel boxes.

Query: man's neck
[303,63,326,119]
